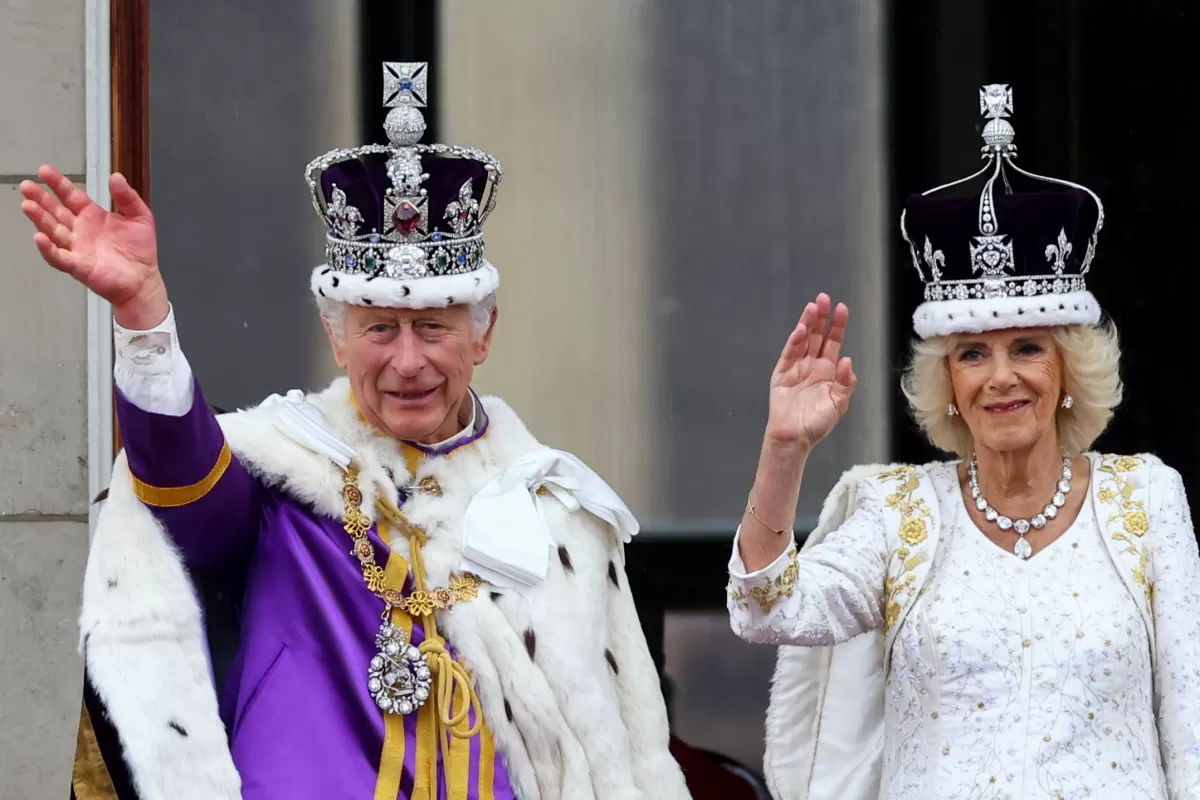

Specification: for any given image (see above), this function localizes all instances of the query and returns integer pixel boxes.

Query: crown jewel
[305,63,502,286]
[900,84,1106,338]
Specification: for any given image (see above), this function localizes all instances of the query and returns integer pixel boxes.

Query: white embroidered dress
[728,456,1200,800]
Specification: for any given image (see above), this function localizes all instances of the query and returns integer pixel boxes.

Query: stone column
[0,1,90,795]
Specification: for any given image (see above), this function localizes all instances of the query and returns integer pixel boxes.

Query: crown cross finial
[382,63,428,147]
[979,84,1013,119]
[384,62,428,108]
[979,84,1016,153]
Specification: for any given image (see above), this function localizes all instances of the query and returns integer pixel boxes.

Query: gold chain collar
[341,464,483,797]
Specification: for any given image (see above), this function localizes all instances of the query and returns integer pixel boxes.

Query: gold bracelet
[747,492,793,536]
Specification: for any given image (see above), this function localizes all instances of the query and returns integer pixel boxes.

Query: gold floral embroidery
[900,517,928,546]
[1096,455,1153,603]
[1124,511,1149,536]
[878,466,933,629]
[1113,456,1141,472]
[885,599,902,629]
[745,548,800,614]
[728,545,799,614]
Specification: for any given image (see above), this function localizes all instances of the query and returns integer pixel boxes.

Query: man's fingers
[38,164,94,216]
[21,200,73,248]
[33,184,76,231]
[19,179,53,207]
[19,180,74,228]
[110,173,152,220]
[32,233,83,277]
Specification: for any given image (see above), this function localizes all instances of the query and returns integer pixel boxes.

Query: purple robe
[117,379,517,799]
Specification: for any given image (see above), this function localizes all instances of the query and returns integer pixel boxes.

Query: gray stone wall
[0,1,90,796]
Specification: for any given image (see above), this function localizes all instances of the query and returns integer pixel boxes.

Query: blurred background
[145,0,1200,775]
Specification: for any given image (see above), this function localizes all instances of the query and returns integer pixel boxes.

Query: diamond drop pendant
[1014,537,1033,560]
[969,451,1072,561]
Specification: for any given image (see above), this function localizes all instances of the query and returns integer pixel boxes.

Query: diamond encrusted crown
[305,63,502,282]
[901,84,1105,305]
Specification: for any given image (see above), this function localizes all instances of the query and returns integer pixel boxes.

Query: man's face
[325,304,495,443]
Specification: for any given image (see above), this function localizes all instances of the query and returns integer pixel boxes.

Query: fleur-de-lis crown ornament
[305,63,504,309]
[900,84,1106,339]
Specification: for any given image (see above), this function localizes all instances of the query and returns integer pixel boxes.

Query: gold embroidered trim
[878,465,932,629]
[1096,455,1153,603]
[71,702,118,800]
[131,440,232,507]
[478,724,498,799]
[734,545,799,614]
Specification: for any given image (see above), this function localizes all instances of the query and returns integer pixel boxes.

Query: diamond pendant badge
[368,619,432,716]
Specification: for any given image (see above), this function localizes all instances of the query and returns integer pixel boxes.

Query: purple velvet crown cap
[319,153,490,239]
[904,185,1101,283]
[902,83,1106,339]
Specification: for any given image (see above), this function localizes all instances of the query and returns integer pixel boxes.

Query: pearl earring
[1061,394,1074,410]
[948,403,960,416]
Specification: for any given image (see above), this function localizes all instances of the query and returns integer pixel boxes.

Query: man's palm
[19,166,160,308]
[69,202,159,305]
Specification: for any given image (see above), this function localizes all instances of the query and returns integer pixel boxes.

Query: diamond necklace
[967,452,1073,560]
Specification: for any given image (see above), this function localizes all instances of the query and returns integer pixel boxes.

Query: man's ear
[322,317,348,369]
[473,305,499,366]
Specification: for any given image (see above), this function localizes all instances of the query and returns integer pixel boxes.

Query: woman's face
[947,327,1064,454]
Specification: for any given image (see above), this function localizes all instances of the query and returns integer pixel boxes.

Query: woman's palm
[766,295,857,449]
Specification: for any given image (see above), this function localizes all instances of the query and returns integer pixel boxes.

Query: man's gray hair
[316,293,497,343]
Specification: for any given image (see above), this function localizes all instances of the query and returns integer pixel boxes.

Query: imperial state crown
[306,62,503,309]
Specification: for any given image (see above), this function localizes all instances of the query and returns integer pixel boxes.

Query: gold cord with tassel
[342,465,482,800]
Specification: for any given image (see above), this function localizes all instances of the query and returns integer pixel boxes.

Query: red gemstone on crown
[394,201,422,235]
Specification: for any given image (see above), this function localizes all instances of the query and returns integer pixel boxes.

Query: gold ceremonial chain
[342,465,482,799]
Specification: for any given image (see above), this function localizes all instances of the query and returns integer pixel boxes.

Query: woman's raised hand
[765,293,857,453]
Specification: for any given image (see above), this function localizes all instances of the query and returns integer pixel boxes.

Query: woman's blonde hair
[900,321,1123,457]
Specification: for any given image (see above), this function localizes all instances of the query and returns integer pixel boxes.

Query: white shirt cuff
[728,524,797,581]
[113,303,196,417]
